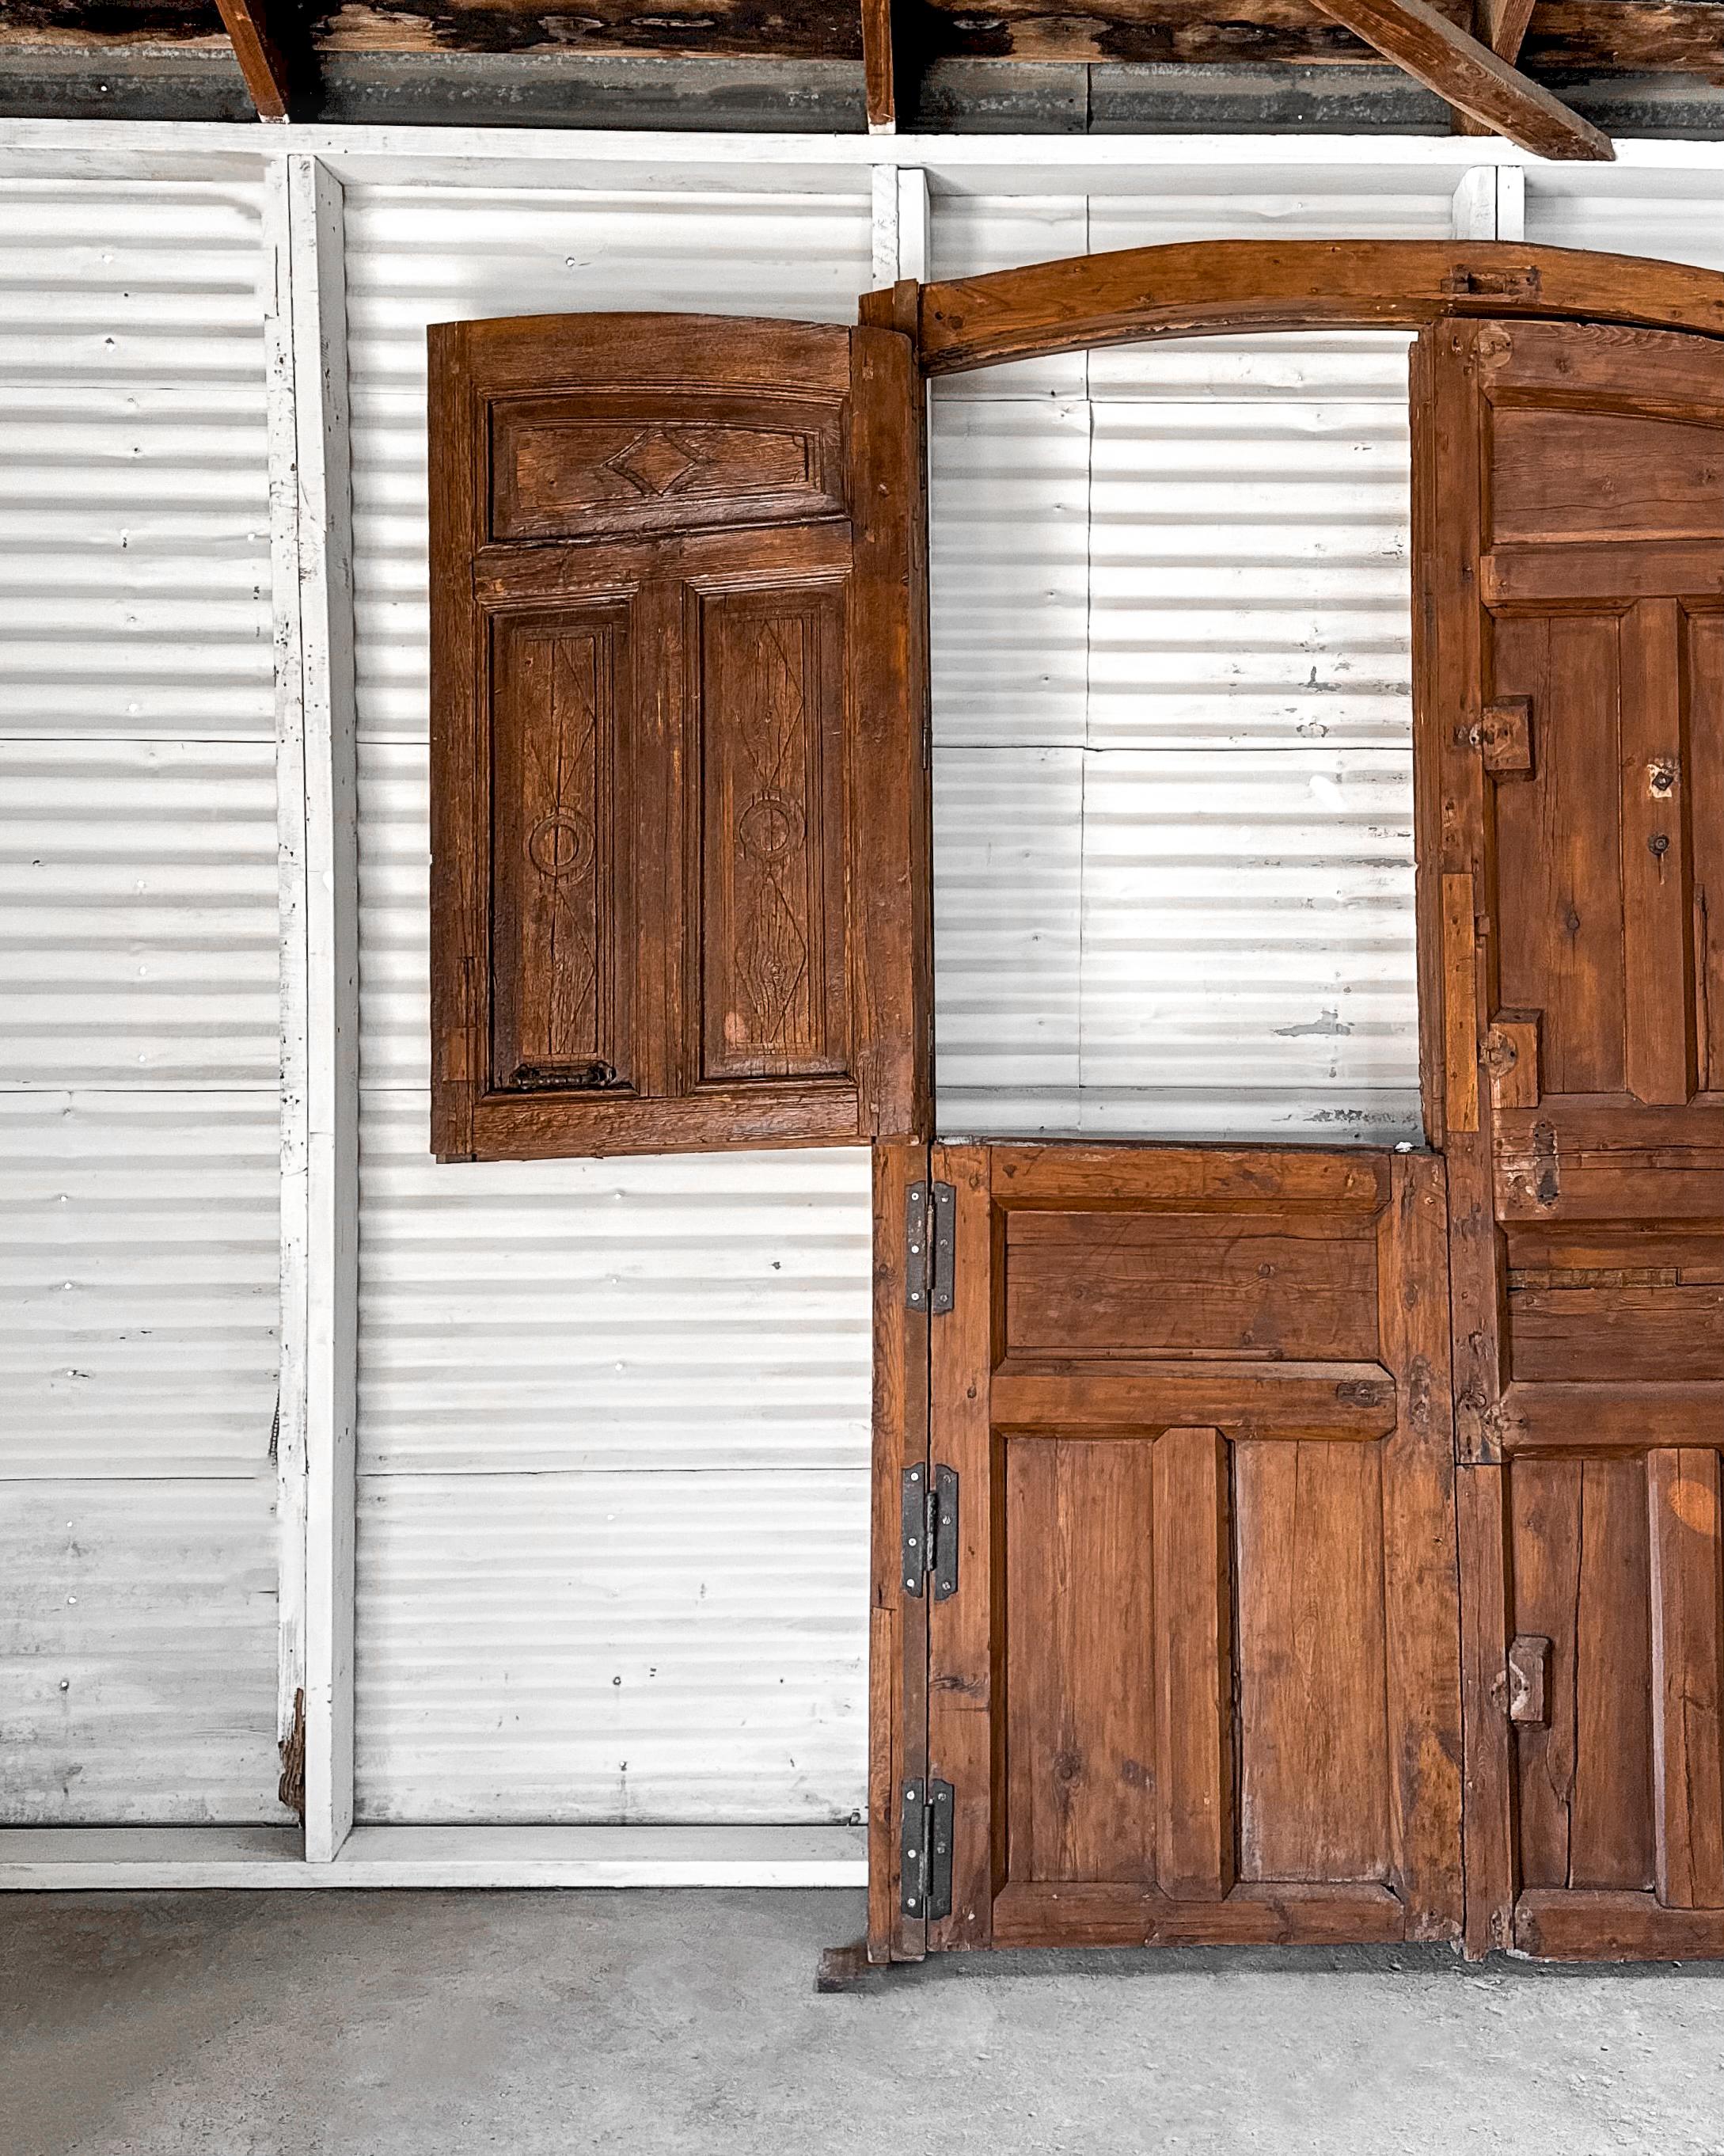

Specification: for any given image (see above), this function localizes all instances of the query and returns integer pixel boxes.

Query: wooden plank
[1483,541,1724,606]
[1443,873,1481,1137]
[990,1363,1398,1440]
[924,1149,1000,1940]
[1006,1439,1156,1887]
[44,0,1724,79]
[1509,1283,1724,1384]
[991,1880,1406,1950]
[1620,599,1699,1108]
[868,1140,930,1963]
[1001,1208,1382,1365]
[214,0,292,120]
[906,241,1724,381]
[989,1143,1386,1213]
[1457,1463,1517,1956]
[849,324,933,1145]
[1378,1153,1465,1937]
[1502,1382,1724,1451]
[1152,1428,1233,1901]
[1516,1888,1724,1960]
[1648,1448,1724,1908]
[1509,1458,1654,1892]
[1308,0,1610,156]
[1235,1438,1392,1884]
[1484,1010,1540,1112]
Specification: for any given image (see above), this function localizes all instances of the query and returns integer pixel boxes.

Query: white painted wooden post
[1497,165,1528,241]
[264,153,310,1824]
[870,162,899,289]
[1451,165,1499,240]
[287,153,360,1865]
[895,164,932,283]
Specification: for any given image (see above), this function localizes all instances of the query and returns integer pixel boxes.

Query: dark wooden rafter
[214,0,292,119]
[1308,0,1612,157]
[1455,0,1541,131]
[862,0,924,131]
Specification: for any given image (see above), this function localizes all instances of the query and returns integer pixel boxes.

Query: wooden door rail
[860,241,1724,378]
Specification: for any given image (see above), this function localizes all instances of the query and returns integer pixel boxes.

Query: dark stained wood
[1456,1462,1517,1954]
[869,1142,932,1964]
[927,1143,999,1952]
[1510,1456,1654,1892]
[42,0,1724,84]
[923,1142,1462,1953]
[1515,1888,1724,1960]
[1485,1010,1540,1112]
[1377,1152,1465,1937]
[1648,1447,1724,1909]
[991,1880,1407,1949]
[427,311,927,1162]
[1236,1436,1392,1881]
[1503,1382,1724,1451]
[1152,1428,1234,1900]
[1003,1207,1382,1363]
[907,242,1724,381]
[1005,1437,1156,1884]
[1307,0,1611,158]
[1509,1283,1724,1383]
[1417,313,1724,1961]
[989,1363,1399,1441]
[213,0,291,118]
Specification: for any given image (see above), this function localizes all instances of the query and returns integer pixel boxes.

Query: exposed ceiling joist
[214,0,292,120]
[1310,0,1614,157]
[1454,0,1541,131]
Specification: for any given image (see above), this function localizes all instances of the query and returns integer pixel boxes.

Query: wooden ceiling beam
[863,0,927,131]
[1308,0,1613,158]
[214,0,293,120]
[1454,0,1540,131]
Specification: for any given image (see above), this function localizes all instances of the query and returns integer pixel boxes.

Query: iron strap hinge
[904,1180,955,1316]
[900,1462,959,1600]
[900,1777,955,1922]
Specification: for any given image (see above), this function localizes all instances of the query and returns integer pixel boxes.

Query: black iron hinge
[904,1180,955,1316]
[901,1461,959,1600]
[900,1776,954,1922]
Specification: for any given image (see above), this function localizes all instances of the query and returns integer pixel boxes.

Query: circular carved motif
[526,811,595,879]
[736,791,805,861]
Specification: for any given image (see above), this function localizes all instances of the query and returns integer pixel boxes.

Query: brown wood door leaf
[1414,314,1724,1963]
[429,313,929,1162]
[917,1141,1463,1953]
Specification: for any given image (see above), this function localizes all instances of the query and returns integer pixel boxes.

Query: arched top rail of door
[859,239,1724,377]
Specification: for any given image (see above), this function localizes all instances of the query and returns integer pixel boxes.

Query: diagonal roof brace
[1310,0,1615,161]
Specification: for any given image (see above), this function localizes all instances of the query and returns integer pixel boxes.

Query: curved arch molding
[860,240,1724,376]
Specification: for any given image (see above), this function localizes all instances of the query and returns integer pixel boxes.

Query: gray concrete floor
[6,1892,1724,2156]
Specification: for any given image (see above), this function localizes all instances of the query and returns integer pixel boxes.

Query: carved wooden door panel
[903,1143,1461,1953]
[1414,316,1724,1960]
[429,313,928,1160]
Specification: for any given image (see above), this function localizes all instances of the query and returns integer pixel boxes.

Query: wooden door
[428,312,928,1160]
[898,1143,1462,1953]
[1415,316,1724,1960]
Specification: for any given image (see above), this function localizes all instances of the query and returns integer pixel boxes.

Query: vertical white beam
[895,164,932,283]
[870,162,899,290]
[1451,166,1499,239]
[287,153,359,1864]
[1497,165,1528,241]
[264,153,309,1825]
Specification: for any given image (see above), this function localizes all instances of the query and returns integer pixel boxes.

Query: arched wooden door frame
[860,238,1724,375]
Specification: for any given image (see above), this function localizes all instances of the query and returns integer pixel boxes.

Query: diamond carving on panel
[602,428,699,499]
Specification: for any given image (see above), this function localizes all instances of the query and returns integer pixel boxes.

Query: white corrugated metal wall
[929,173,1459,1141]
[343,183,877,1823]
[0,169,287,1823]
[0,131,1720,1859]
